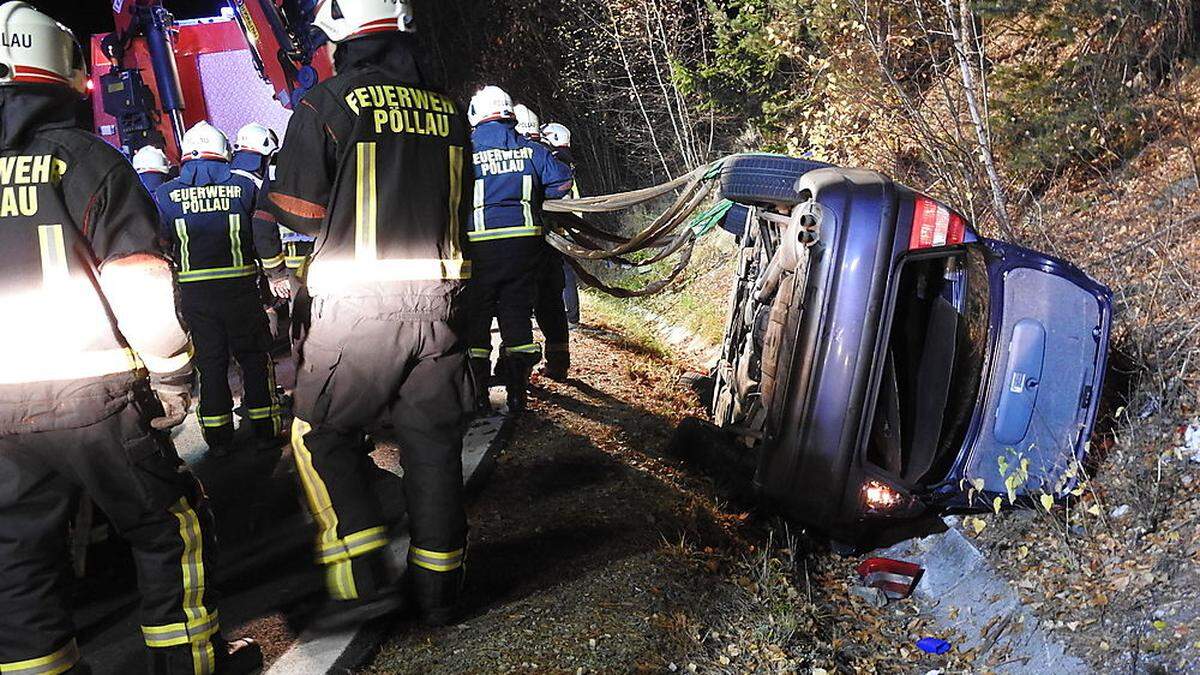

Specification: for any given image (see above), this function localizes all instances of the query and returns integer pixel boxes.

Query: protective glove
[150,370,193,430]
[269,275,292,301]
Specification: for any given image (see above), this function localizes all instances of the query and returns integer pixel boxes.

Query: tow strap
[541,160,727,298]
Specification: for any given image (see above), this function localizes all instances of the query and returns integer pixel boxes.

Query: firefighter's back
[271,50,473,316]
[0,91,152,432]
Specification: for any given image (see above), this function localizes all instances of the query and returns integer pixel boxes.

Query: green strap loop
[688,198,735,238]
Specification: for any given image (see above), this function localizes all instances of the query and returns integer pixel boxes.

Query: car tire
[719,153,833,207]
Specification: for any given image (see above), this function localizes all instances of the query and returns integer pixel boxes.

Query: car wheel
[719,153,833,207]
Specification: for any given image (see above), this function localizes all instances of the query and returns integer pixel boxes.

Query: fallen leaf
[1040,494,1055,512]
[993,496,1003,514]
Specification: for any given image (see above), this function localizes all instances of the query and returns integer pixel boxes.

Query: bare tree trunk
[608,2,673,178]
[943,0,1014,238]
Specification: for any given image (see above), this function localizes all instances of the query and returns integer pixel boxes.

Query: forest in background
[413,0,1196,238]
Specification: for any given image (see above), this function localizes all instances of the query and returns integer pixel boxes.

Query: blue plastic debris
[916,637,951,655]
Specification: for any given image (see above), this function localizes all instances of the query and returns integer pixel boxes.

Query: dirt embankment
[365,320,974,673]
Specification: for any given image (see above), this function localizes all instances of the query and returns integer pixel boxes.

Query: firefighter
[467,87,574,412]
[132,144,174,194]
[230,122,295,351]
[513,103,541,142]
[266,0,474,627]
[540,122,581,328]
[532,121,580,379]
[0,3,259,672]
[157,121,285,455]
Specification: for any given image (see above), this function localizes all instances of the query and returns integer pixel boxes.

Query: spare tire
[719,153,833,207]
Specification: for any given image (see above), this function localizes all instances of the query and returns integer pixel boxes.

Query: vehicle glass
[866,246,990,483]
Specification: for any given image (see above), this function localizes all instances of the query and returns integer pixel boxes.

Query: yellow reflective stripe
[466,226,543,242]
[468,348,491,359]
[199,414,232,428]
[246,405,281,420]
[261,254,285,269]
[140,346,193,375]
[141,611,221,648]
[228,214,243,268]
[408,546,465,573]
[505,343,541,355]
[167,498,215,675]
[315,525,390,564]
[570,183,582,218]
[305,258,471,292]
[177,265,258,283]
[36,224,69,288]
[472,179,486,232]
[355,142,378,262]
[292,418,357,600]
[285,256,308,269]
[0,347,142,385]
[448,145,464,258]
[0,639,79,675]
[522,174,533,227]
[175,219,191,272]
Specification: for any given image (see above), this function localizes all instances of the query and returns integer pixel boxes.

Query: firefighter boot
[503,354,536,415]
[543,346,570,381]
[202,424,236,457]
[308,552,406,631]
[469,357,493,415]
[408,559,465,627]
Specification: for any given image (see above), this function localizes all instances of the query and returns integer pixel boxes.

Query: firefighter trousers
[466,254,543,368]
[0,390,221,675]
[533,249,571,374]
[179,277,281,447]
[291,299,471,615]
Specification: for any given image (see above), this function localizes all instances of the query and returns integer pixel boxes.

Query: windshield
[866,246,991,484]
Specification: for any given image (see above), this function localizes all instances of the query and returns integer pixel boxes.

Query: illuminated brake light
[860,478,925,517]
[863,480,904,511]
[908,195,965,249]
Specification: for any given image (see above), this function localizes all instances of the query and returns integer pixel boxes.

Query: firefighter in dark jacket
[466,86,573,413]
[230,122,296,349]
[266,0,474,626]
[157,121,285,455]
[532,121,579,379]
[0,3,259,672]
[132,144,174,194]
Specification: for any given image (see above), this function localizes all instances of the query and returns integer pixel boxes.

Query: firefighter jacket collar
[178,159,233,186]
[333,32,423,83]
[472,119,523,148]
[0,85,78,150]
[231,150,268,177]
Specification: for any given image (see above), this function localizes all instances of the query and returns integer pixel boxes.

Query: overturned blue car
[709,154,1112,538]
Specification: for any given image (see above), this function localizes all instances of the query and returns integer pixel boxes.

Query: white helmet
[0,2,87,95]
[132,145,172,174]
[234,122,280,156]
[513,104,540,139]
[313,0,415,43]
[180,121,231,162]
[468,86,514,127]
[541,123,571,149]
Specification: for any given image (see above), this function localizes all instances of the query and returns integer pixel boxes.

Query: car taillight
[908,195,965,250]
[860,479,924,517]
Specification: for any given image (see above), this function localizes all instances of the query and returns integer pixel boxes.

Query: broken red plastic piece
[856,557,923,600]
